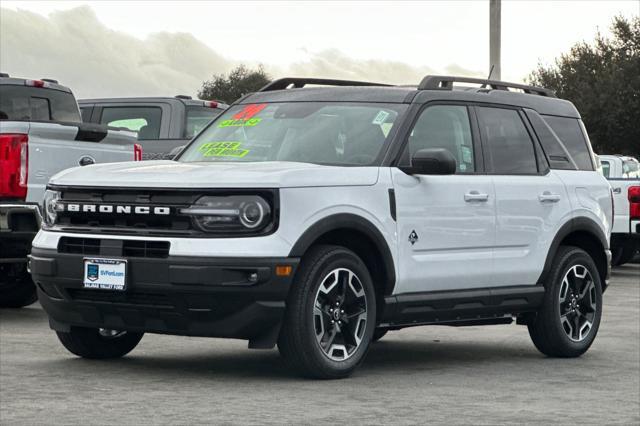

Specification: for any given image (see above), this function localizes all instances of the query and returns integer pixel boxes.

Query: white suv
[30,76,613,379]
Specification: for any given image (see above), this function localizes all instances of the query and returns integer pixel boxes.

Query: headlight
[42,190,61,227]
[180,195,273,234]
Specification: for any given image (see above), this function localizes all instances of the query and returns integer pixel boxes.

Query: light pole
[490,0,501,80]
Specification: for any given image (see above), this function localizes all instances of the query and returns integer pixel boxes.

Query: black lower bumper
[30,247,299,348]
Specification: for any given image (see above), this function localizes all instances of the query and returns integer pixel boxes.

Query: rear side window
[185,106,224,139]
[100,106,162,140]
[543,116,594,171]
[403,105,475,173]
[80,106,92,122]
[0,85,80,122]
[600,160,611,178]
[476,107,538,174]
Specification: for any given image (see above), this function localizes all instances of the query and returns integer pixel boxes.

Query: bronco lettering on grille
[62,204,171,215]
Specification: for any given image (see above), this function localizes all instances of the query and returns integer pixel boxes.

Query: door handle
[464,191,489,202]
[539,191,561,203]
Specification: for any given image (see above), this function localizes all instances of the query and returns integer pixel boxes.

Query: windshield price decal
[199,141,250,158]
[218,103,267,128]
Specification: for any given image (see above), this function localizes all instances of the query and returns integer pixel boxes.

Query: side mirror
[401,148,457,175]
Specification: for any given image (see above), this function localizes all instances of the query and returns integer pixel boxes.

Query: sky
[1,0,638,98]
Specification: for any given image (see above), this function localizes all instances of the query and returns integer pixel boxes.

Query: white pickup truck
[0,74,140,307]
[598,155,639,266]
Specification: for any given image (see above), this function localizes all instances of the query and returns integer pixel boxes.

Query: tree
[198,65,271,104]
[528,16,640,158]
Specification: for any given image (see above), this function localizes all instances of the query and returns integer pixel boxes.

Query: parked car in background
[79,96,228,160]
[0,74,140,307]
[598,154,640,266]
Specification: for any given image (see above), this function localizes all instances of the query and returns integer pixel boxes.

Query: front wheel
[56,327,143,359]
[278,245,376,379]
[528,246,603,357]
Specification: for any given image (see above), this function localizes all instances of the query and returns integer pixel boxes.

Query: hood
[49,161,380,189]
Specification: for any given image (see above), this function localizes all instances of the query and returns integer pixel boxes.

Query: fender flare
[537,217,609,285]
[289,213,396,295]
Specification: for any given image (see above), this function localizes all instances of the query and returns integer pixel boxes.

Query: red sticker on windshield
[233,103,267,120]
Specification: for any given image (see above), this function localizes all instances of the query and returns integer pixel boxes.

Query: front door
[391,104,496,294]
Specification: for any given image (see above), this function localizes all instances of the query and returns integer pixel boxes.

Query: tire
[528,246,603,358]
[614,246,637,267]
[278,245,376,379]
[372,329,388,342]
[56,327,144,359]
[0,264,37,308]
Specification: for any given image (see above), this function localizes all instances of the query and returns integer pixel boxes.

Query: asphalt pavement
[1,265,638,425]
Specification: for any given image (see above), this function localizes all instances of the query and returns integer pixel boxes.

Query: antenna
[487,64,495,80]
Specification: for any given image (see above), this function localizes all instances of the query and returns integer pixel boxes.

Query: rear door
[392,103,496,293]
[476,106,570,286]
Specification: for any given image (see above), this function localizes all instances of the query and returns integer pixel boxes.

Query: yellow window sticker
[198,142,250,158]
[218,118,262,128]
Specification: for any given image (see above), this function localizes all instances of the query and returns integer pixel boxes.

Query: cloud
[0,6,484,98]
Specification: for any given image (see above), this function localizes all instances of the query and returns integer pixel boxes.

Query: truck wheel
[372,329,388,342]
[278,245,376,379]
[528,246,603,357]
[0,264,37,308]
[56,327,143,359]
[612,246,637,267]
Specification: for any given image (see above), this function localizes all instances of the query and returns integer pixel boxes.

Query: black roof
[240,76,580,118]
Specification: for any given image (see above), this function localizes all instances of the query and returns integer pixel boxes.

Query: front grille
[51,187,277,237]
[68,289,174,308]
[58,237,170,258]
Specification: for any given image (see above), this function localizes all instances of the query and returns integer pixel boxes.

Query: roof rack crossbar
[418,75,556,97]
[259,77,392,92]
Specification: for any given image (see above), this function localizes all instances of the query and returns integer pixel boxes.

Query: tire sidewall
[300,248,377,374]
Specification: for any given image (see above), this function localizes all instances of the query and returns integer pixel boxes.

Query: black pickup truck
[79,96,228,160]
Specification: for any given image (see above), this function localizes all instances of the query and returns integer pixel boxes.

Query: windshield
[178,102,407,166]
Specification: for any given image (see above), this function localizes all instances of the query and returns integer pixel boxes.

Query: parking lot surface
[1,265,638,425]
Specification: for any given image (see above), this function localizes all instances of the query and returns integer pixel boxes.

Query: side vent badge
[408,230,419,245]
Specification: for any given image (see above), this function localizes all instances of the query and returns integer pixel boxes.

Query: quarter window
[476,107,538,174]
[543,116,594,171]
[404,105,475,173]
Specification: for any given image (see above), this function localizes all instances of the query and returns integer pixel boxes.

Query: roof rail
[418,75,556,97]
[175,94,192,100]
[0,72,9,78]
[259,77,392,92]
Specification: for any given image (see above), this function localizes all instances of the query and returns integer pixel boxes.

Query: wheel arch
[538,217,609,288]
[289,213,397,299]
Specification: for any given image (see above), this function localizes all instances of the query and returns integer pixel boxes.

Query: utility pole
[489,0,501,80]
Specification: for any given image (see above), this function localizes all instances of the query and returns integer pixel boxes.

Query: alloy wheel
[313,268,368,361]
[558,265,597,342]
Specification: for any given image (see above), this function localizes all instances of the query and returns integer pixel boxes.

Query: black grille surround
[46,186,279,238]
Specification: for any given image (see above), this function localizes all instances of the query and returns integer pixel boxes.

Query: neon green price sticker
[199,142,250,158]
[218,118,262,128]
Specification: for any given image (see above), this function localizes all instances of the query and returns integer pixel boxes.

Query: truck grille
[68,289,174,308]
[54,189,199,236]
[58,237,170,258]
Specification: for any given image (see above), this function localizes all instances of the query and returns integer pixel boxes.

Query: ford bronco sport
[30,76,613,379]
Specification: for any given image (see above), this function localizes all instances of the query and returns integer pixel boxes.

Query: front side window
[179,102,407,166]
[477,107,538,174]
[100,106,162,140]
[402,105,475,173]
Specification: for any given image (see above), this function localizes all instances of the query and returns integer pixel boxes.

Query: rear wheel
[56,327,143,359]
[278,245,376,379]
[0,264,37,308]
[528,246,602,357]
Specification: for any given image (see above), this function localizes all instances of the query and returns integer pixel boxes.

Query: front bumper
[30,247,299,348]
[0,203,41,262]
